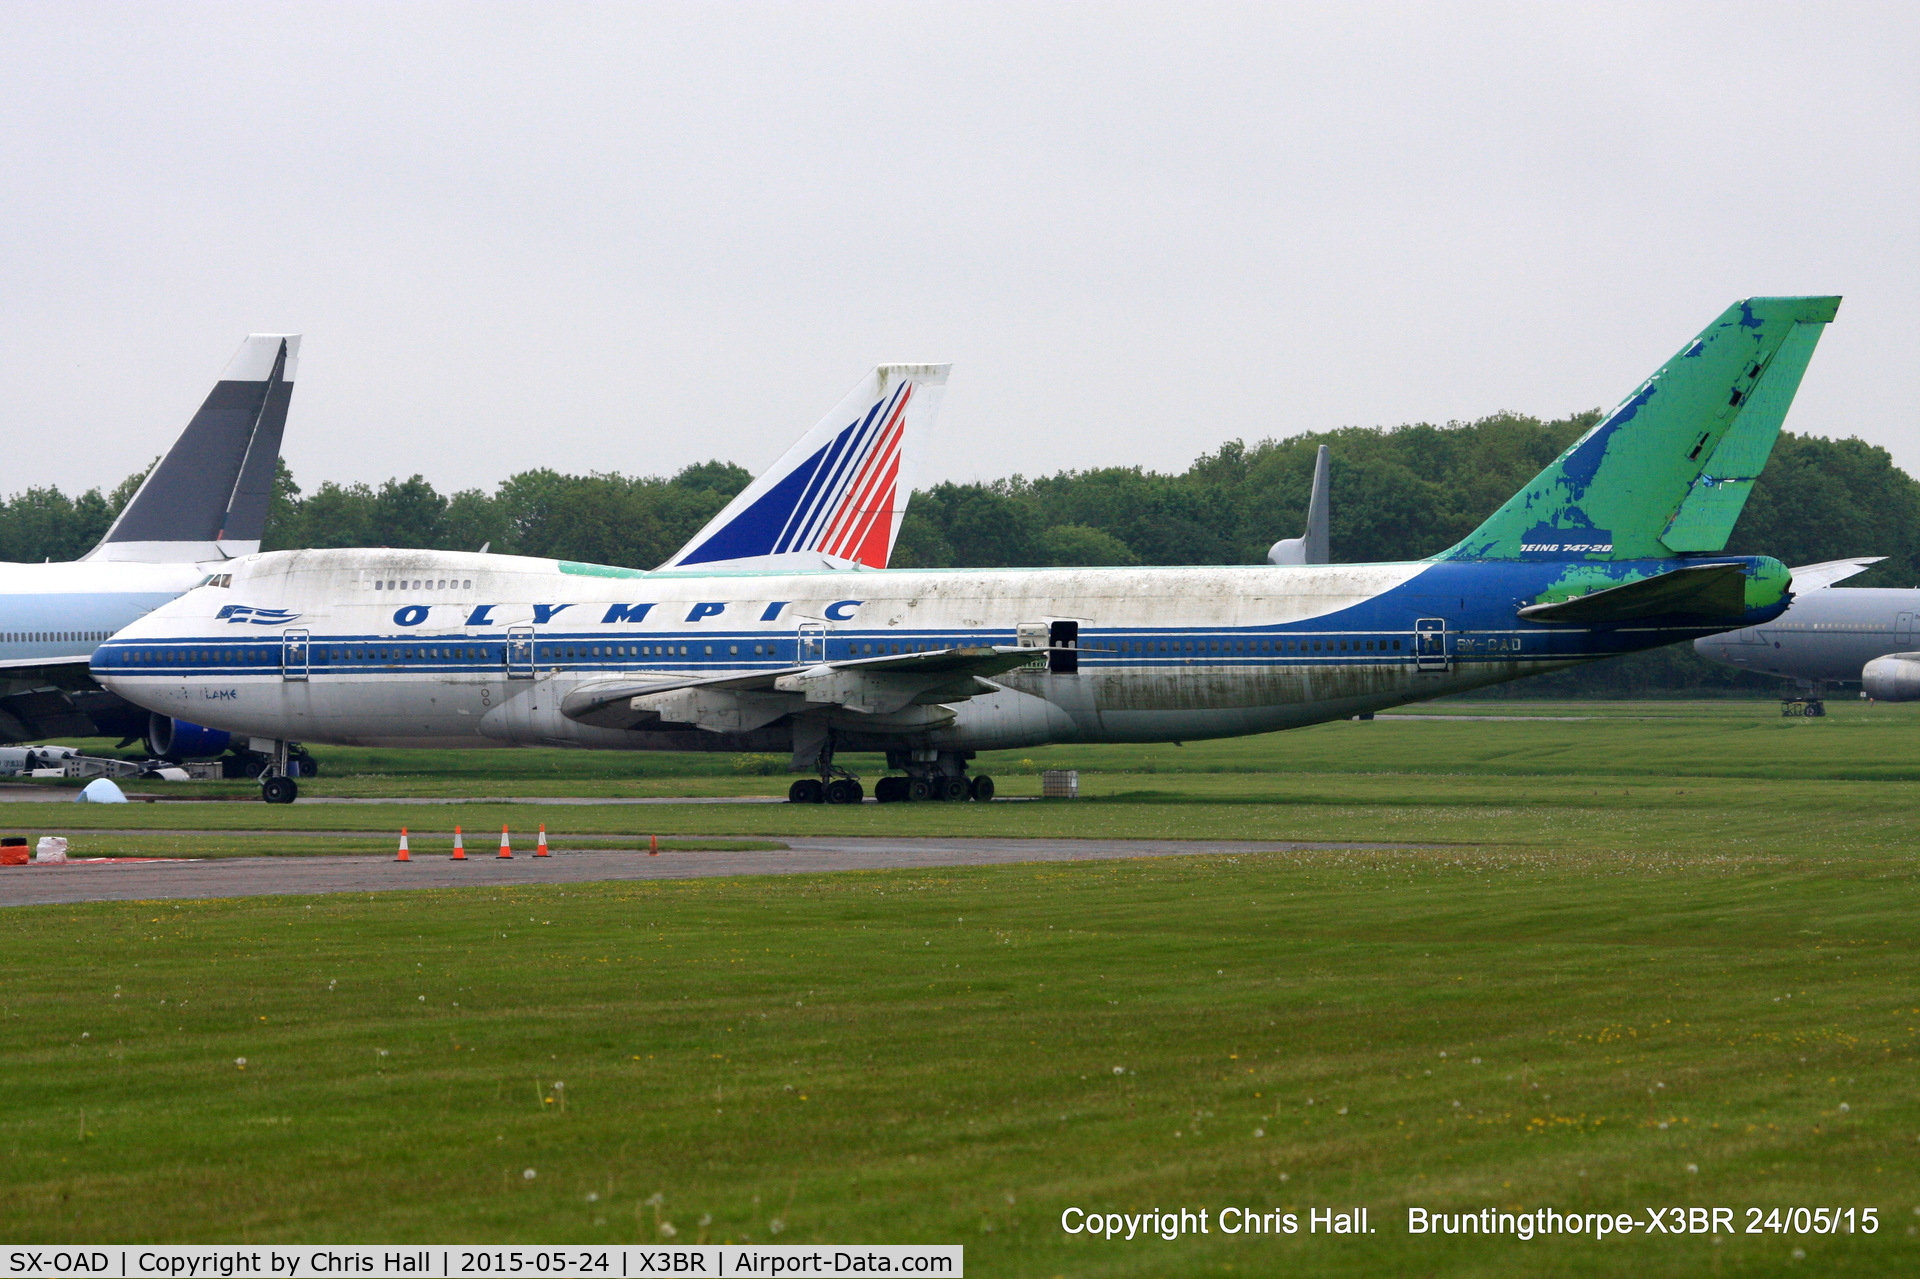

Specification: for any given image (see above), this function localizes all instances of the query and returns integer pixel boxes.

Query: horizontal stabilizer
[1790,557,1884,590]
[1517,562,1749,624]
[86,334,300,563]
[659,364,950,572]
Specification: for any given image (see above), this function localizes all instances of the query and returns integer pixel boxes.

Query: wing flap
[559,644,1037,730]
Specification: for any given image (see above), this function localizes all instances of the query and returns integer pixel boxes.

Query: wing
[0,657,147,743]
[560,645,1043,732]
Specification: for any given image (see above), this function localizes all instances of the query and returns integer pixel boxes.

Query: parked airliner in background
[97,300,1839,804]
[1267,444,1330,566]
[1693,557,1920,710]
[0,334,299,748]
[127,362,949,781]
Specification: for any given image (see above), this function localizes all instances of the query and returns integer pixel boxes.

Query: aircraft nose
[90,643,118,684]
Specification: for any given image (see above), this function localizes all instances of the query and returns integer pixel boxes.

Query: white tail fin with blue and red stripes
[659,363,949,571]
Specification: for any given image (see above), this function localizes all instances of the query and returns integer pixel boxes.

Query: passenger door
[506,626,535,679]
[1898,612,1915,649]
[1415,618,1449,672]
[798,622,825,664]
[281,629,310,681]
[1048,619,1080,674]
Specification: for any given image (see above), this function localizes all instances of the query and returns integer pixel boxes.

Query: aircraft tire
[825,778,862,805]
[970,775,995,802]
[788,779,825,804]
[874,776,907,803]
[261,776,298,805]
[940,777,969,802]
[907,778,933,802]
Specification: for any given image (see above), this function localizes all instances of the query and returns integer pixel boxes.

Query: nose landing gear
[255,739,309,804]
[1782,679,1828,718]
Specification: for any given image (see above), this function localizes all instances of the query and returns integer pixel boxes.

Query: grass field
[23,697,1920,801]
[3,701,1917,1274]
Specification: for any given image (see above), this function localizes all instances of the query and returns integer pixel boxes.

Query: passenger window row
[124,648,275,664]
[3,630,112,643]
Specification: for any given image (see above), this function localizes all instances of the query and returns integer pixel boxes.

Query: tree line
[7,412,1916,696]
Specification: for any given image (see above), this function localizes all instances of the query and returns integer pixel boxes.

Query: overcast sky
[2,3,1914,500]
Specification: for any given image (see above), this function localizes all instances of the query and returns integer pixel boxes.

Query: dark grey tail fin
[85,334,299,563]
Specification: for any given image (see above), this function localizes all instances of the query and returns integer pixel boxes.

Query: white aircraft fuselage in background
[0,560,213,661]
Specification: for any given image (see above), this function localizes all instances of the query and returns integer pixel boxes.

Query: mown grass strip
[1,849,1914,1274]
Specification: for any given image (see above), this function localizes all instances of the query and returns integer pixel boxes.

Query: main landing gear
[871,773,994,803]
[873,749,991,804]
[1782,680,1828,718]
[786,727,865,804]
[788,776,865,805]
[783,744,994,804]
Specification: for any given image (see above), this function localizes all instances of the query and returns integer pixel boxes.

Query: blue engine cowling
[146,714,232,759]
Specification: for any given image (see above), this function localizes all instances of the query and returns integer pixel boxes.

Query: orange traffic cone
[535,824,550,857]
[649,833,658,856]
[498,825,513,858]
[451,826,466,861]
[395,828,411,862]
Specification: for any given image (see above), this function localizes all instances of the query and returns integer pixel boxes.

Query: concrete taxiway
[0,837,1418,907]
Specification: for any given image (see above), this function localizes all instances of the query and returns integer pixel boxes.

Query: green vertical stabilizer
[1657,318,1828,551]
[1439,296,1840,562]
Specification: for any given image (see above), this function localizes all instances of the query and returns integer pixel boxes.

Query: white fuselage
[92,547,1580,753]
[0,559,215,669]
[1694,587,1920,684]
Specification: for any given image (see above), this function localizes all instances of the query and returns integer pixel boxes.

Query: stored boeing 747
[0,334,298,747]
[96,300,1838,803]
